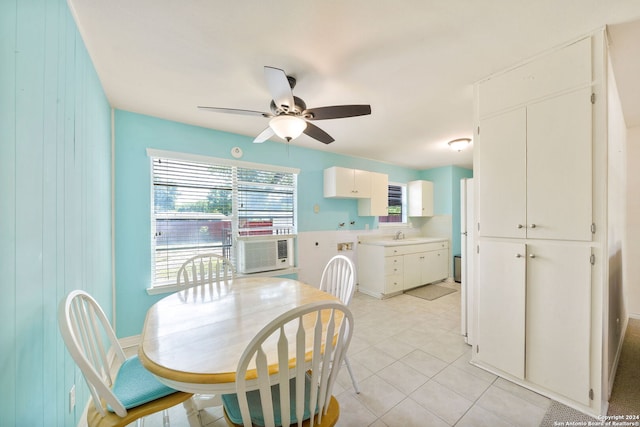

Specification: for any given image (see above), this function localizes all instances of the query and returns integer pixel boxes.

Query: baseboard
[628,313,640,320]
[607,316,629,399]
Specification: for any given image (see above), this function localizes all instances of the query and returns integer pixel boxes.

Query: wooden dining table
[138,276,340,395]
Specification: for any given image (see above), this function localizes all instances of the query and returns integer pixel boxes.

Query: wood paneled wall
[0,0,112,425]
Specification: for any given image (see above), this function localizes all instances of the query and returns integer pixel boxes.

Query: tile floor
[153,282,554,427]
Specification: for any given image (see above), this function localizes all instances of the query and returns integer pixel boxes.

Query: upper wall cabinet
[358,171,389,216]
[478,37,591,117]
[408,180,433,217]
[478,85,593,241]
[323,166,372,199]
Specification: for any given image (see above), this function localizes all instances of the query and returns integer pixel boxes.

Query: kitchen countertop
[358,237,448,247]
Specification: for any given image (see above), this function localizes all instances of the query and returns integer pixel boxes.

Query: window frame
[378,182,408,226]
[147,149,299,292]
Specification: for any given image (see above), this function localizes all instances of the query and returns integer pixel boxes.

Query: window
[151,152,297,287]
[378,183,407,224]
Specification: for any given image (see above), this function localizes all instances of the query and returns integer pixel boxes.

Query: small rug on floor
[405,284,457,301]
[540,401,597,426]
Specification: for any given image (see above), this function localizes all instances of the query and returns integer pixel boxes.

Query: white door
[478,108,527,239]
[476,240,526,379]
[526,88,592,241]
[525,242,591,404]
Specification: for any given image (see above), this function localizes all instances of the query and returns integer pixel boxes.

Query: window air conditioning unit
[237,236,294,274]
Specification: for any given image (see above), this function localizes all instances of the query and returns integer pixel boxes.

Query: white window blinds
[379,184,406,224]
[151,156,296,286]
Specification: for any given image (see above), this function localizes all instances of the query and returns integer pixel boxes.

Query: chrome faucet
[394,230,405,240]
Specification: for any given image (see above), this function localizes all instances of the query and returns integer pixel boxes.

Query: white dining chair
[58,290,203,427]
[319,255,360,394]
[221,301,354,427]
[176,253,236,288]
[175,253,236,410]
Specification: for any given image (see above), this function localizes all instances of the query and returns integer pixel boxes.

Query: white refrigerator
[460,178,474,345]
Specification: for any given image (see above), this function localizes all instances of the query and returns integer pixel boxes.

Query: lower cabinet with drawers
[357,239,449,299]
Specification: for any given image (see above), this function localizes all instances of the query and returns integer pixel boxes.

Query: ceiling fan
[198,66,371,144]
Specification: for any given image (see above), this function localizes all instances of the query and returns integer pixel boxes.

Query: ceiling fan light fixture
[448,138,472,152]
[269,115,307,142]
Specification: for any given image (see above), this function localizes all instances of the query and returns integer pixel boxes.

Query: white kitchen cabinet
[525,242,591,405]
[477,37,591,118]
[423,248,448,285]
[403,243,449,290]
[358,240,449,298]
[526,89,592,241]
[472,31,622,417]
[478,88,593,241]
[403,252,423,290]
[323,166,371,199]
[476,241,526,380]
[476,240,592,404]
[477,108,527,239]
[383,255,404,295]
[358,171,389,216]
[357,244,404,298]
[408,180,433,217]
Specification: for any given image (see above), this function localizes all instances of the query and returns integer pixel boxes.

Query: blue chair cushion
[108,356,177,412]
[221,373,318,426]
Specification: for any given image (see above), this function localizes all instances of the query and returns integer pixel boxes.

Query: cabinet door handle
[516,254,523,258]
[517,224,524,229]
[529,224,537,229]
[529,254,536,258]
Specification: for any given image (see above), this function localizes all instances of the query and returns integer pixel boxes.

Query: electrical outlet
[69,384,76,413]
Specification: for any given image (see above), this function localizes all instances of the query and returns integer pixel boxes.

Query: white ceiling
[67,0,640,170]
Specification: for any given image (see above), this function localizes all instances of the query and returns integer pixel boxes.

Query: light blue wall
[421,166,473,258]
[0,1,112,426]
[114,111,423,337]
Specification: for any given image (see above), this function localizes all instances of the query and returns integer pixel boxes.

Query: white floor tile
[335,391,378,427]
[455,404,514,427]
[352,375,406,417]
[410,380,474,425]
[373,336,417,360]
[476,385,548,427]
[432,365,493,401]
[380,398,450,427]
[452,350,499,383]
[350,346,397,373]
[376,360,429,395]
[400,349,448,378]
[493,377,552,410]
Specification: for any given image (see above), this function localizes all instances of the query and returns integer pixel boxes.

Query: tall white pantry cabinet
[471,29,626,417]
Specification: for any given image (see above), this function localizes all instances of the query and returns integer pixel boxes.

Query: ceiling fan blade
[198,106,271,117]
[253,127,275,143]
[264,66,295,111]
[303,122,334,144]
[303,105,371,120]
